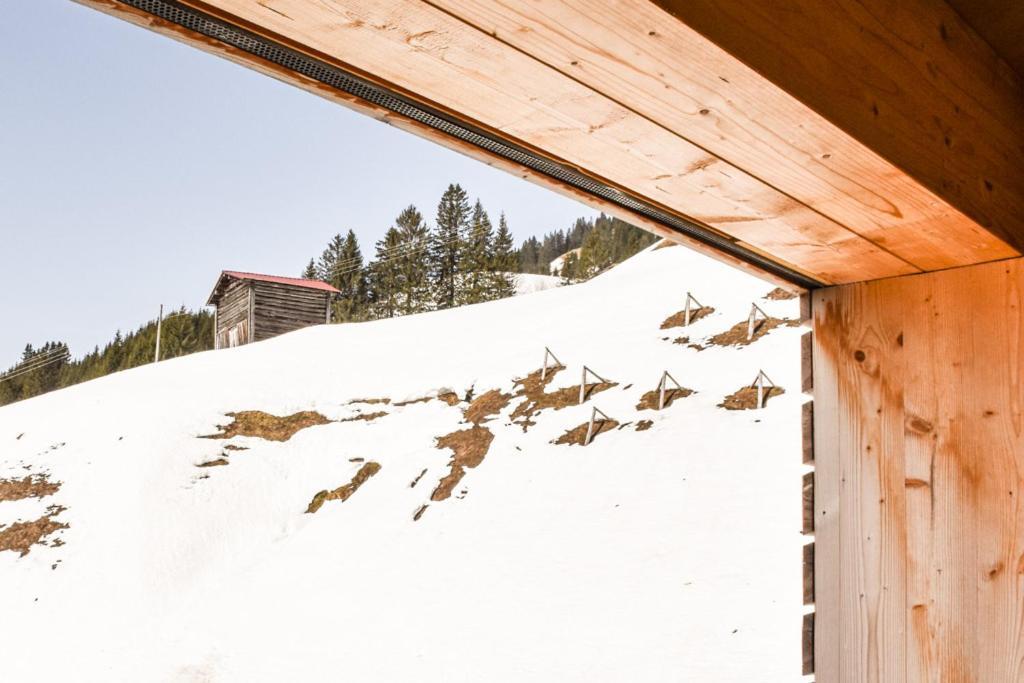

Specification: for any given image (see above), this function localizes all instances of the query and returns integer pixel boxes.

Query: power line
[3,347,70,374]
[0,352,70,384]
[321,223,492,278]
[320,223,492,283]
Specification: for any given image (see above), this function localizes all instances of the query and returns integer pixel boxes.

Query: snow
[0,243,805,682]
[513,271,562,295]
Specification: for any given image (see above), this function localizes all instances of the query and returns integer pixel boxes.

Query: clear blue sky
[0,0,597,368]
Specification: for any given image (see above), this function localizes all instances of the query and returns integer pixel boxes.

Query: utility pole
[154,304,163,363]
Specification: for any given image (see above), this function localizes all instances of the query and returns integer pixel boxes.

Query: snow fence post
[684,292,703,326]
[541,346,563,381]
[747,303,768,341]
[584,406,611,446]
[752,370,775,409]
[579,365,609,405]
[657,371,684,410]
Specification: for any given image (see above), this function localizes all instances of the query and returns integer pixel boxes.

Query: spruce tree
[301,259,318,280]
[457,199,494,306]
[393,205,432,315]
[320,230,368,322]
[368,227,403,319]
[429,184,470,310]
[488,212,518,299]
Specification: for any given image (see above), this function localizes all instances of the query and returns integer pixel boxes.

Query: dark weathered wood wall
[215,280,251,348]
[812,257,1024,681]
[251,281,329,342]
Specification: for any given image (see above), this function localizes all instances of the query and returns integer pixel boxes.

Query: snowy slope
[513,271,562,295]
[0,243,804,682]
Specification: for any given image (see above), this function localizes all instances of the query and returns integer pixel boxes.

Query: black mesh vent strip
[117,0,821,288]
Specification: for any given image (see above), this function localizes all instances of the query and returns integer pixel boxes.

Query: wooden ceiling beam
[73,0,1024,286]
[653,0,1024,256]
[430,0,1017,271]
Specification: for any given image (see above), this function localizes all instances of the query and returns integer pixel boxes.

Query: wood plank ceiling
[76,0,1024,287]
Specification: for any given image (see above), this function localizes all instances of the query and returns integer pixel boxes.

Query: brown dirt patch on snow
[196,458,229,468]
[719,386,785,410]
[348,397,391,405]
[431,426,494,501]
[660,306,715,329]
[635,387,694,411]
[510,367,617,430]
[0,474,60,502]
[339,411,388,423]
[438,390,461,406]
[764,287,798,300]
[635,420,654,432]
[554,418,620,446]
[203,410,330,442]
[464,389,511,424]
[0,505,67,557]
[707,317,798,347]
[306,461,381,513]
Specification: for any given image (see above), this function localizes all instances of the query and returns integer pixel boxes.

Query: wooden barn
[206,271,340,349]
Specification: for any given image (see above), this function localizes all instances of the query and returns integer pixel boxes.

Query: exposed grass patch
[764,287,798,300]
[348,397,391,405]
[464,389,512,425]
[223,444,248,452]
[413,504,428,521]
[706,317,798,347]
[510,367,617,431]
[0,474,60,502]
[635,420,654,432]
[306,462,381,513]
[409,468,427,488]
[438,390,461,407]
[660,307,715,329]
[554,418,619,446]
[431,426,494,501]
[196,458,229,468]
[719,386,785,410]
[635,387,694,411]
[339,411,388,423]
[0,505,67,557]
[203,410,330,442]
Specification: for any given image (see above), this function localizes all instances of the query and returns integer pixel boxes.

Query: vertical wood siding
[812,257,1024,681]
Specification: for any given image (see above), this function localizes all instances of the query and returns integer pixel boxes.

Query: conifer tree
[301,259,318,280]
[320,230,368,322]
[368,227,403,319]
[393,205,432,315]
[457,200,494,306]
[488,212,518,299]
[429,184,470,310]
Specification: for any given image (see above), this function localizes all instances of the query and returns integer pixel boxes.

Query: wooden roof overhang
[76,0,1024,290]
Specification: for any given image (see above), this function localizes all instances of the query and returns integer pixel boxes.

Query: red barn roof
[206,271,340,306]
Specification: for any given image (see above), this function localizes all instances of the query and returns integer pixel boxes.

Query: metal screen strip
[117,0,821,289]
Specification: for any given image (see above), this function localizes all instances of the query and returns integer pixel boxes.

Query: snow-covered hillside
[513,271,562,295]
[0,242,805,682]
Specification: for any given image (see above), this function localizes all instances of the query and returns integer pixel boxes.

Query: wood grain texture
[429,0,1015,270]
[72,0,807,290]
[168,0,916,284]
[813,257,1024,681]
[654,0,1024,255]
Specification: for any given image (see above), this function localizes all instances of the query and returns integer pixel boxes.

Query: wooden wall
[215,279,251,348]
[251,281,329,342]
[811,257,1024,681]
